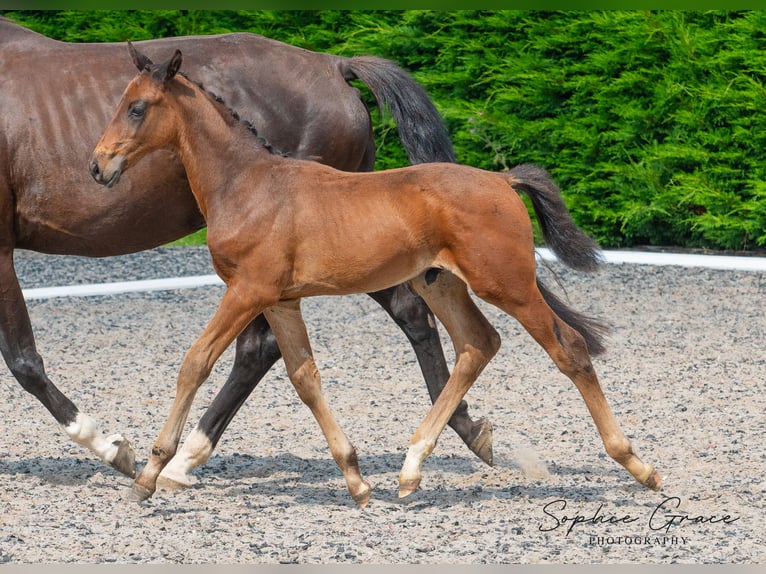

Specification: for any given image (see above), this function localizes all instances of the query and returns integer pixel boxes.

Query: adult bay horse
[90,47,661,506]
[0,17,494,483]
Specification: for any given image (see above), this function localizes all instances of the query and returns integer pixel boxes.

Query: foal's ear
[127,41,153,72]
[156,50,183,86]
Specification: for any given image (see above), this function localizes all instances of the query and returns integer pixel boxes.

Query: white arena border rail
[21,248,766,301]
[536,247,766,272]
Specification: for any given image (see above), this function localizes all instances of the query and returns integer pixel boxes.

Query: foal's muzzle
[89,154,126,188]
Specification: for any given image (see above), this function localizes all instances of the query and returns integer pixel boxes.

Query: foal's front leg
[263,300,372,508]
[133,288,262,501]
[159,315,281,487]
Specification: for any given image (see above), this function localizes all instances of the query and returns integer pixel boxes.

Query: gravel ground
[0,246,764,564]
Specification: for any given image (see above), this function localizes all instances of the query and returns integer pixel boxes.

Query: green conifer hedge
[5,10,765,250]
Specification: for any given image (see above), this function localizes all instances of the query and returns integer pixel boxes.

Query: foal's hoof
[352,484,372,509]
[468,418,494,467]
[108,436,137,478]
[398,478,420,499]
[642,467,662,492]
[130,483,155,502]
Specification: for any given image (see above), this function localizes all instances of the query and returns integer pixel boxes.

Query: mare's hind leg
[398,271,501,497]
[480,276,661,491]
[263,300,372,507]
[368,285,493,466]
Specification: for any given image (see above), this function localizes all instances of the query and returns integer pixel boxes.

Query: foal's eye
[128,103,146,119]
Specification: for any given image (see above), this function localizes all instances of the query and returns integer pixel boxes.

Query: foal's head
[90,43,184,188]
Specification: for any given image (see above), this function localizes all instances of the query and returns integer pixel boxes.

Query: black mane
[178,71,290,158]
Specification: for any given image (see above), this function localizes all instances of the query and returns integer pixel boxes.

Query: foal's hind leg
[263,300,372,507]
[367,284,493,465]
[484,279,660,491]
[398,271,501,497]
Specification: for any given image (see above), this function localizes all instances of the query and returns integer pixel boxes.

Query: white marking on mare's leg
[158,426,212,487]
[64,412,125,465]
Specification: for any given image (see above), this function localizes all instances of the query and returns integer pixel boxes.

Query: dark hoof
[109,437,137,478]
[130,482,155,502]
[398,478,420,499]
[643,467,662,491]
[468,418,494,467]
[156,474,193,492]
[352,484,372,509]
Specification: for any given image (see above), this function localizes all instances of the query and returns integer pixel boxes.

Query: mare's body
[0,18,491,481]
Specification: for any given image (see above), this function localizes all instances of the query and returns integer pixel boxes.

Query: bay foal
[91,47,660,506]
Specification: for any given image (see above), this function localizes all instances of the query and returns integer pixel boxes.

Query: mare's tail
[507,164,603,273]
[342,56,456,165]
[507,164,609,355]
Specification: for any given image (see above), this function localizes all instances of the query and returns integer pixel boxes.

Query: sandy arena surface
[0,247,763,564]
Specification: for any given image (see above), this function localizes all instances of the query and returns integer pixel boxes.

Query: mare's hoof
[643,467,662,491]
[468,418,494,467]
[157,464,197,490]
[156,474,193,492]
[398,478,420,499]
[130,483,155,502]
[109,437,137,478]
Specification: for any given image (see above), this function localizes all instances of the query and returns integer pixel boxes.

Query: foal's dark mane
[177,70,289,158]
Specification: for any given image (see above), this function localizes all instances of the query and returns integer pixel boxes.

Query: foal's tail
[507,164,609,355]
[507,164,603,273]
[537,279,608,356]
[342,56,456,165]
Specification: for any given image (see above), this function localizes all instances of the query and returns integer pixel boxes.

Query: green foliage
[5,10,766,250]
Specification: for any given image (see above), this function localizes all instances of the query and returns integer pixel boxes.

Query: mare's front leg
[0,247,135,476]
[159,314,281,487]
[367,284,493,466]
[263,300,372,507]
[133,287,262,501]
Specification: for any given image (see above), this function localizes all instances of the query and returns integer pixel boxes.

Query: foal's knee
[178,350,215,389]
[458,326,501,375]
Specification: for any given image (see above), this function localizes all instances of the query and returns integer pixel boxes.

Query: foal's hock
[90,46,661,506]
